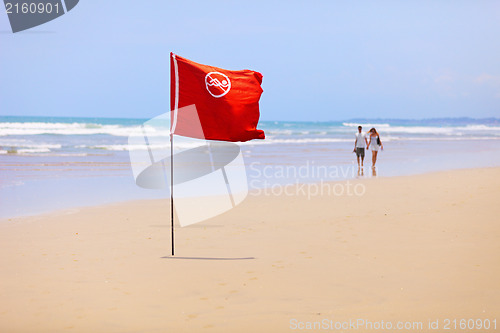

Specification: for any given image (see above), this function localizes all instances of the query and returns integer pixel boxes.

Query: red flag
[170,53,265,142]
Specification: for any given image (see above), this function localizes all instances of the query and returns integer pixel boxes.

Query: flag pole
[170,133,174,256]
[170,53,180,256]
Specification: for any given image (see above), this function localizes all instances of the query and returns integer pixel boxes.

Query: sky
[1,1,499,121]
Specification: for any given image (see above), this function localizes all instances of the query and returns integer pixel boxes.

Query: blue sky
[1,1,499,121]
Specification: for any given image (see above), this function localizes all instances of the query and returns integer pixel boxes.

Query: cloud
[474,73,500,84]
[474,74,500,98]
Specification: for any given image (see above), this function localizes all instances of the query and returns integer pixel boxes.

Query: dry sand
[1,168,499,332]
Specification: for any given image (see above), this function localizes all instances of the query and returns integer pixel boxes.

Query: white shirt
[355,132,366,148]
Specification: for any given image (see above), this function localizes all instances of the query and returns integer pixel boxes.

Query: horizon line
[1,114,499,123]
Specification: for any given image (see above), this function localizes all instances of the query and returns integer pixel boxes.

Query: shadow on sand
[160,256,255,260]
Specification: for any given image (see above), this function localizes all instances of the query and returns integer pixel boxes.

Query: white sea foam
[384,126,500,135]
[381,126,454,134]
[0,138,62,154]
[241,138,352,145]
[91,144,170,151]
[2,121,498,138]
[342,123,500,135]
[266,129,294,135]
[0,122,170,137]
[46,153,89,157]
[85,141,205,151]
[0,141,62,149]
[460,124,500,131]
[404,136,500,141]
[342,122,391,128]
[15,148,52,154]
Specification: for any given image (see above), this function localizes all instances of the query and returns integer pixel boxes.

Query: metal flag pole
[170,53,180,256]
[170,132,174,256]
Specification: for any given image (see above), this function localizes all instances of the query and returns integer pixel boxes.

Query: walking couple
[353,126,383,170]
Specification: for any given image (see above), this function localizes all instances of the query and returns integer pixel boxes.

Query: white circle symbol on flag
[205,72,231,98]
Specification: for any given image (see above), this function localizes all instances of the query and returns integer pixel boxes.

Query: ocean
[1,116,500,218]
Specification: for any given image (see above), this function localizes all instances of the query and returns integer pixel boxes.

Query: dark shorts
[356,147,365,158]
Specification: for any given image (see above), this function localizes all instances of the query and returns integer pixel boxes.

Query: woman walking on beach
[367,128,383,167]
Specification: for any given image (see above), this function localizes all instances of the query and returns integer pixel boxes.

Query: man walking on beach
[353,125,368,168]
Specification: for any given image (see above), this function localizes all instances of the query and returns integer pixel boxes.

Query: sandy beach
[1,167,499,332]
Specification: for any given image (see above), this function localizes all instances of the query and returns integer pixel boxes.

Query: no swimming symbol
[4,0,79,33]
